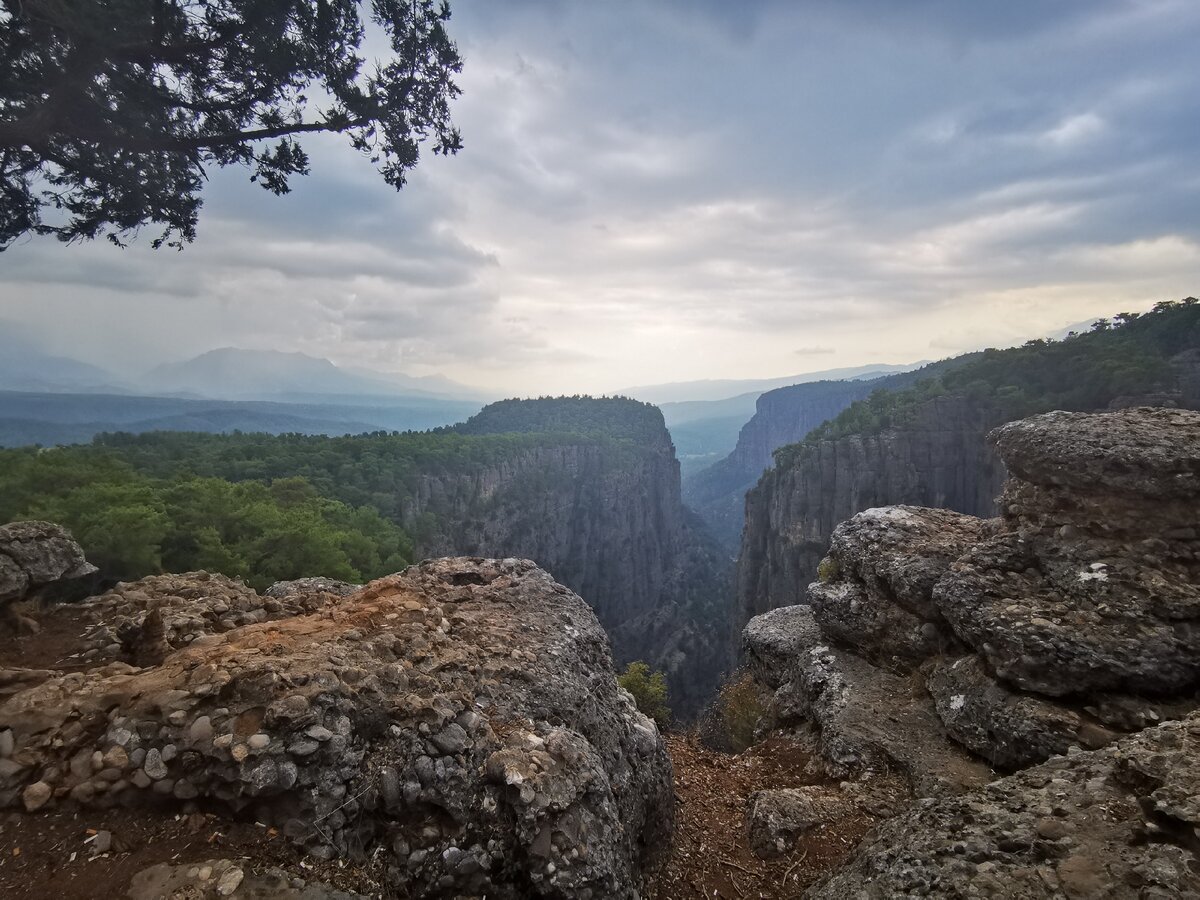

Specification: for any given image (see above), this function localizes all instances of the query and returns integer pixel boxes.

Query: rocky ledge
[0,557,673,899]
[741,407,1200,881]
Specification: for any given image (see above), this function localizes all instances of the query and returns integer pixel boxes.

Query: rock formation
[0,520,96,631]
[0,558,673,898]
[741,407,1200,885]
[808,712,1200,898]
[418,399,732,716]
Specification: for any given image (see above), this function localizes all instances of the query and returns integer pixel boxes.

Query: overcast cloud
[2,0,1198,394]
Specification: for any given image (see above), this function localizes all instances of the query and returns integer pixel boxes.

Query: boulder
[0,522,96,629]
[0,558,674,899]
[936,409,1200,697]
[808,506,987,669]
[741,604,823,689]
[807,712,1200,899]
[747,778,908,860]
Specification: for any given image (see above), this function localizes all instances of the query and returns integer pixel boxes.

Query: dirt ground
[647,733,876,899]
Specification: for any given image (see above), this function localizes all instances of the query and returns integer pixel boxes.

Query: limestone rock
[927,655,1113,769]
[936,409,1200,697]
[748,606,991,796]
[807,713,1200,899]
[75,571,342,665]
[128,858,364,899]
[0,521,96,629]
[992,406,1200,499]
[264,577,360,599]
[0,558,673,899]
[747,778,908,860]
[741,604,823,689]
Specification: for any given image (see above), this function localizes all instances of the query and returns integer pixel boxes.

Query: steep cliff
[736,299,1200,627]
[684,358,974,551]
[440,398,731,716]
[737,394,1008,619]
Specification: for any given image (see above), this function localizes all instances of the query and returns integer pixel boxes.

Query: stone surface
[936,409,1200,697]
[127,858,365,900]
[73,571,344,664]
[806,505,988,670]
[747,606,991,797]
[927,656,1112,770]
[807,713,1200,899]
[741,604,823,689]
[264,578,360,599]
[0,558,673,899]
[0,521,96,626]
[747,779,909,860]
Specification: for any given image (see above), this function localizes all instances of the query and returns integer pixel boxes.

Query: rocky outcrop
[744,605,992,797]
[71,572,347,667]
[808,712,1200,898]
[736,394,1009,625]
[0,558,674,898]
[808,506,988,669]
[0,520,96,631]
[746,409,1200,799]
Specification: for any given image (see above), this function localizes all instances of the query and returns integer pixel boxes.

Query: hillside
[737,299,1200,625]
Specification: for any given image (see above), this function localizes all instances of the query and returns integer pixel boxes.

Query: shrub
[714,672,768,752]
[617,661,671,727]
[816,556,840,583]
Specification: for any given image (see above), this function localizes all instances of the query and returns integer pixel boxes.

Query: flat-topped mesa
[938,407,1200,699]
[0,558,674,899]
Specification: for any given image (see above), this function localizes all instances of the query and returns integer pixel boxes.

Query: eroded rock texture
[0,558,673,899]
[0,521,96,628]
[807,713,1200,898]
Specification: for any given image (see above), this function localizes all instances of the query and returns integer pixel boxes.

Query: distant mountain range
[143,348,484,402]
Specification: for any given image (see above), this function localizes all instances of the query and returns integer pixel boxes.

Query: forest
[775,299,1200,466]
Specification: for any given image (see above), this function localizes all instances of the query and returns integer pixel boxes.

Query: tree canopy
[0,0,462,250]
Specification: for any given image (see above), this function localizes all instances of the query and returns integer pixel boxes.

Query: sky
[2,0,1199,395]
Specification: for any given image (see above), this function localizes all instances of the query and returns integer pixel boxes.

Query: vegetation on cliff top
[773,299,1200,468]
[0,395,676,588]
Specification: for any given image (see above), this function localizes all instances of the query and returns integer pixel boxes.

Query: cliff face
[736,394,1008,622]
[403,400,731,717]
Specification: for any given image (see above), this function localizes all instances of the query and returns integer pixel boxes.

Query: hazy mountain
[622,362,928,404]
[0,391,483,448]
[140,347,485,402]
[0,324,126,393]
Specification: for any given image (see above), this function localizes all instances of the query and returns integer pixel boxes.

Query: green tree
[617,661,671,728]
[0,0,462,250]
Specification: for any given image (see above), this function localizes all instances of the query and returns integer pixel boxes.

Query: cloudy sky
[3,0,1199,395]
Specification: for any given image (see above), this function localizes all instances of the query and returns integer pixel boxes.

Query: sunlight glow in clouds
[2,0,1198,394]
